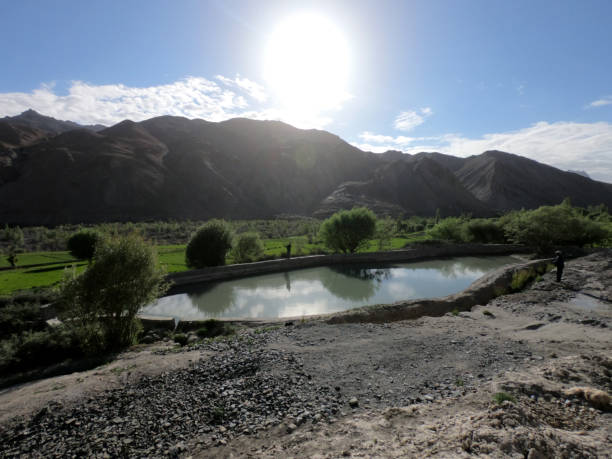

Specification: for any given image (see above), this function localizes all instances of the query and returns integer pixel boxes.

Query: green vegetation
[185,220,233,268]
[231,232,264,263]
[493,392,517,404]
[0,200,610,295]
[173,333,188,346]
[195,319,234,338]
[67,230,104,260]
[500,201,610,252]
[320,207,377,254]
[59,235,168,353]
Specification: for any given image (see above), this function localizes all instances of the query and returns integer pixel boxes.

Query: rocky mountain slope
[1,110,612,224]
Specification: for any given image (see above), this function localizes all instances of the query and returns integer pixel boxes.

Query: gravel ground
[0,250,610,457]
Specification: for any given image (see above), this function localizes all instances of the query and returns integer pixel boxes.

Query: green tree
[59,235,168,353]
[5,248,18,268]
[428,217,466,242]
[231,232,264,263]
[501,203,610,252]
[464,219,506,243]
[67,230,104,260]
[185,220,233,268]
[376,217,396,250]
[319,207,377,254]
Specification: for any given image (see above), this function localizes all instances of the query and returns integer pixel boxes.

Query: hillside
[1,111,612,224]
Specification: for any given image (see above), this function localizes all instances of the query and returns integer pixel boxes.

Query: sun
[264,13,351,122]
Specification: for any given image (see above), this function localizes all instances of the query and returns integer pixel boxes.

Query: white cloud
[215,74,268,102]
[394,107,433,131]
[0,75,343,129]
[588,96,612,108]
[353,121,612,183]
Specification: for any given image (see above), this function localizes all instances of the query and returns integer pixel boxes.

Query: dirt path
[0,251,610,457]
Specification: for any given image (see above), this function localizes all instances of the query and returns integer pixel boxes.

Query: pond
[141,256,520,320]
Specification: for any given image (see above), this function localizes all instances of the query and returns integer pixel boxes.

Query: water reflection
[321,265,390,302]
[142,256,518,320]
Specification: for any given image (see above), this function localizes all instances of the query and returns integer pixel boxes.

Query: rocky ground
[0,251,610,458]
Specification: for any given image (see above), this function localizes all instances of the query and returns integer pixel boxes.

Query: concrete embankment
[325,258,550,324]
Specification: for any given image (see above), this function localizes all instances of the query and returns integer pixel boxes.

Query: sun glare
[264,13,351,123]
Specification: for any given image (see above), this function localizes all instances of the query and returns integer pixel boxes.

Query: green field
[0,235,425,295]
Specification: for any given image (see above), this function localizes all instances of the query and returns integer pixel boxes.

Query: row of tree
[429,200,611,252]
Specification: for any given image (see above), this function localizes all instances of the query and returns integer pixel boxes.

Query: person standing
[553,250,565,282]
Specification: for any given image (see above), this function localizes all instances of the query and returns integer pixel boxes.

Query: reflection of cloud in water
[142,256,517,320]
[387,281,416,298]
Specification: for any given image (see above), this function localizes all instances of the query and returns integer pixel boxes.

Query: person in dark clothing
[553,250,564,282]
[285,243,292,259]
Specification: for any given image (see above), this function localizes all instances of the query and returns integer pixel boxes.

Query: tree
[59,235,168,353]
[5,248,18,268]
[376,217,396,250]
[501,203,610,252]
[231,232,264,263]
[185,220,233,268]
[428,217,466,242]
[319,207,377,254]
[67,230,103,260]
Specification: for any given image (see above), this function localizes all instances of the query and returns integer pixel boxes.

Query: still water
[142,256,519,320]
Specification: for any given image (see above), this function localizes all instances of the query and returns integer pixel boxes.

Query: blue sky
[1,0,612,182]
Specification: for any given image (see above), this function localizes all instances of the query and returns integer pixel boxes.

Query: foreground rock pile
[0,336,344,457]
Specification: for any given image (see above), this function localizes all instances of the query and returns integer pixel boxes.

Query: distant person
[286,243,292,258]
[553,250,565,282]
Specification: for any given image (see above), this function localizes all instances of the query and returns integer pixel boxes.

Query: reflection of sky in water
[142,256,517,319]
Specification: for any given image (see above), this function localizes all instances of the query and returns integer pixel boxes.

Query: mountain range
[1,110,611,225]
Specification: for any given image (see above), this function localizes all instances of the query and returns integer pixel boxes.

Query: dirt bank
[0,251,610,457]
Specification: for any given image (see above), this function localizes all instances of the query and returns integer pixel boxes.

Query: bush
[185,220,233,268]
[319,207,377,254]
[195,319,233,338]
[173,333,188,346]
[0,303,46,336]
[67,230,104,260]
[464,219,506,243]
[428,217,466,242]
[231,232,264,263]
[501,203,610,252]
[493,392,516,404]
[0,328,82,375]
[59,235,168,354]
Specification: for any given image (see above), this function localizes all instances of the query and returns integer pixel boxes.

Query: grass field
[0,234,429,295]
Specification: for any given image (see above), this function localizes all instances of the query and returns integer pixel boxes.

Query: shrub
[493,392,516,404]
[319,207,377,254]
[67,230,104,260]
[185,220,233,268]
[173,333,188,346]
[59,235,168,354]
[464,219,506,243]
[0,328,82,375]
[0,303,46,336]
[195,319,234,338]
[428,217,466,242]
[231,232,264,263]
[501,203,610,253]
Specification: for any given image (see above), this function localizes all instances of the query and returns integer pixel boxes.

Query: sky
[1,0,612,182]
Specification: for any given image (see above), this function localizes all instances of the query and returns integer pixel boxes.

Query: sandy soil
[1,250,610,457]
